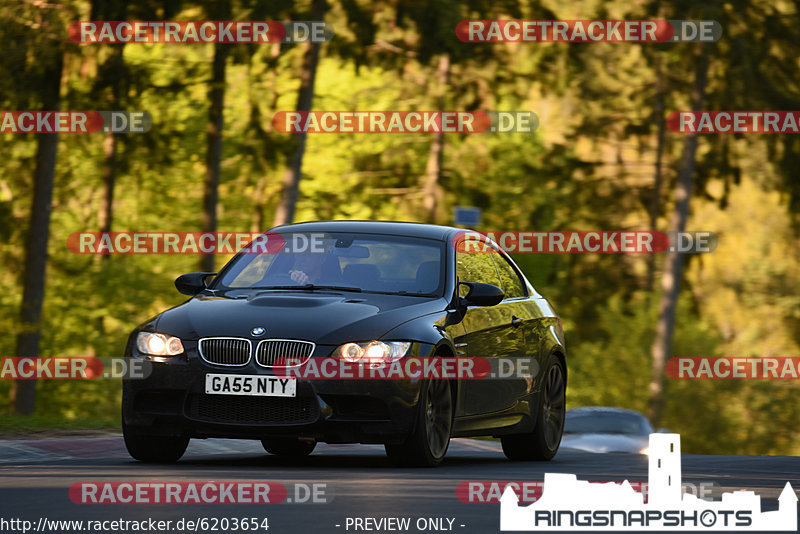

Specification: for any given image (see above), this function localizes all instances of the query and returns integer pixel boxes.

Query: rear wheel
[261,438,316,457]
[123,422,189,463]
[502,354,565,461]
[385,380,452,467]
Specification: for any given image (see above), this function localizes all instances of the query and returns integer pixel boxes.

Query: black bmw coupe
[122,221,567,466]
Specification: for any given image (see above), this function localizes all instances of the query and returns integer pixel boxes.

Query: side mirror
[175,272,216,296]
[461,282,504,307]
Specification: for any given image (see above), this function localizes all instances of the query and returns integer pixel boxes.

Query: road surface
[0,436,797,533]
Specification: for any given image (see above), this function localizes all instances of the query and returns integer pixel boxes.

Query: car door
[490,250,540,402]
[455,241,522,416]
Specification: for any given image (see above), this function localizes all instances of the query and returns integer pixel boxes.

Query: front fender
[380,311,460,357]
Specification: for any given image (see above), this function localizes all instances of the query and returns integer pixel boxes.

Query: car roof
[566,406,649,419]
[270,220,463,241]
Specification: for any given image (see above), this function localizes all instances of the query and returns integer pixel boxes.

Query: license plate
[205,373,296,397]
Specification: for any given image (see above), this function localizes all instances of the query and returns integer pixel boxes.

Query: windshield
[212,232,445,296]
[564,412,653,435]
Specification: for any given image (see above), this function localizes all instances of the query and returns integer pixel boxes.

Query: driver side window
[492,253,527,299]
[456,245,503,297]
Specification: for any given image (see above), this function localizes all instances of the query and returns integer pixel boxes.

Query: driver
[289,252,327,285]
[286,235,338,284]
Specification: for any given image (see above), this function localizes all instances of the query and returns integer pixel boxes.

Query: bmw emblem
[251,327,266,337]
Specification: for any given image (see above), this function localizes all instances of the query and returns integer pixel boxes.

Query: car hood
[152,290,448,345]
[560,433,649,454]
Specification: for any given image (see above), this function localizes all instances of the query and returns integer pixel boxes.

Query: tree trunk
[99,131,118,240]
[421,54,450,224]
[12,53,63,416]
[94,2,126,263]
[273,0,328,226]
[648,45,710,426]
[98,44,125,255]
[646,53,666,290]
[251,42,281,233]
[200,41,229,272]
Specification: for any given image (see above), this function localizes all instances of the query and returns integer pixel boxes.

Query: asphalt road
[0,437,797,534]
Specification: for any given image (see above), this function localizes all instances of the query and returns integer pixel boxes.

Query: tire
[502,354,566,461]
[123,422,189,463]
[261,438,316,457]
[385,379,452,467]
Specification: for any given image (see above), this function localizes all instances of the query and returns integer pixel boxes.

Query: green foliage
[0,0,798,453]
[566,293,719,411]
[0,413,119,436]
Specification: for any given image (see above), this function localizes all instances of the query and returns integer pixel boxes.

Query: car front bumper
[122,343,434,444]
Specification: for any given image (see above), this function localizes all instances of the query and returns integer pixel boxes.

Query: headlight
[136,332,184,356]
[640,447,650,455]
[333,341,411,364]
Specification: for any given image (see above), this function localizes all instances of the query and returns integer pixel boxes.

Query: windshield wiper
[362,290,439,297]
[247,285,437,296]
[250,284,362,293]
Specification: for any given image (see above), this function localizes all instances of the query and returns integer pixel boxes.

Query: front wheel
[385,380,452,467]
[502,354,565,461]
[123,422,189,463]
